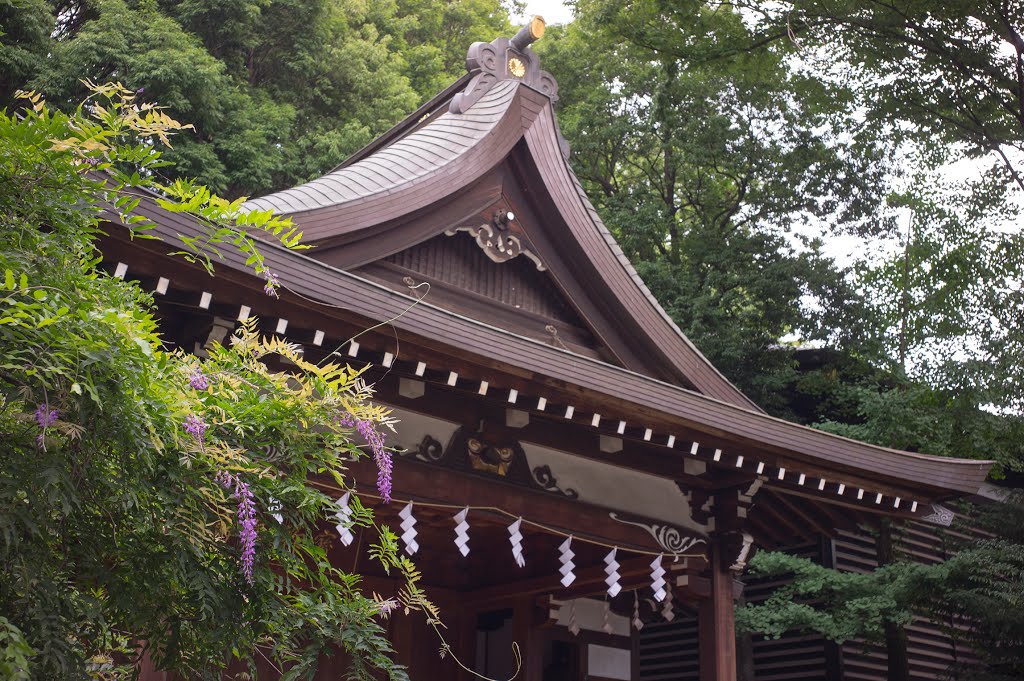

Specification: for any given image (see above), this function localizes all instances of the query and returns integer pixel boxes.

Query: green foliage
[0,86,423,679]
[739,498,1024,680]
[4,0,517,197]
[736,550,920,643]
[539,2,878,409]
[738,0,1024,192]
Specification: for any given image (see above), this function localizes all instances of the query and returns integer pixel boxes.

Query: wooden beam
[464,555,656,607]
[771,482,925,521]
[770,491,835,540]
[337,458,707,556]
[373,374,724,490]
[751,494,808,543]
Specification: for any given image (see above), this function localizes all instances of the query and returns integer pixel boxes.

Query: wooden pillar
[513,595,542,681]
[699,539,737,681]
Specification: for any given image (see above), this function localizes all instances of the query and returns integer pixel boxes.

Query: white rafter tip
[713,449,722,462]
[857,488,865,500]
[537,396,547,411]
[414,360,425,376]
[155,277,169,295]
[911,501,918,512]
[666,435,676,448]
[643,428,653,441]
[818,479,826,491]
[875,493,883,504]
[591,413,601,427]
[478,381,489,396]
[735,455,744,468]
[276,318,288,334]
[564,405,575,419]
[349,341,361,358]
[508,389,518,404]
[199,291,212,309]
[756,462,765,474]
[447,371,458,386]
[894,497,901,508]
[798,473,806,486]
[313,330,325,346]
[382,351,394,367]
[777,467,786,480]
[690,442,700,455]
[114,262,128,279]
[837,483,846,495]
[237,305,251,321]
[617,420,626,435]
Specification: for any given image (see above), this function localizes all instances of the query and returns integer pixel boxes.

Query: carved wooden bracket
[399,426,577,498]
[921,504,954,526]
[608,511,706,555]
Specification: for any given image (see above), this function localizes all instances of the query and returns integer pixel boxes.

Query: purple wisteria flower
[35,403,59,428]
[34,403,59,448]
[216,471,257,584]
[339,411,392,503]
[188,369,209,391]
[263,272,280,298]
[375,598,399,618]
[183,413,206,441]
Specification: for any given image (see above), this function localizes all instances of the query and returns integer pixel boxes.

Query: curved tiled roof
[245,80,520,216]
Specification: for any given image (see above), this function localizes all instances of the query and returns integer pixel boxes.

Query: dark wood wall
[835,523,982,681]
[636,522,981,681]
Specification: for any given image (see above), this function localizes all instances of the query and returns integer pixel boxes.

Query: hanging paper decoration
[268,496,283,524]
[334,492,355,546]
[650,554,667,602]
[632,591,644,631]
[602,599,615,635]
[559,536,576,587]
[508,518,526,567]
[604,547,621,597]
[661,581,675,622]
[399,502,419,555]
[568,599,581,636]
[453,507,470,557]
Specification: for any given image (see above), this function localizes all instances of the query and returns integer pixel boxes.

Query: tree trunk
[877,519,910,681]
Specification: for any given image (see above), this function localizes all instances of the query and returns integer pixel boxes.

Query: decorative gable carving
[450,16,558,115]
[444,210,545,271]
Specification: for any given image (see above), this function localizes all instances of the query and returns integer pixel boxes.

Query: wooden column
[696,489,745,679]
[699,539,737,681]
[513,595,543,681]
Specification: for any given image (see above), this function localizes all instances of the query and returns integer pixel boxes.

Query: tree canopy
[1,0,520,198]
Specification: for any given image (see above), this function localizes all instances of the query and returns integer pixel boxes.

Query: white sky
[512,0,574,26]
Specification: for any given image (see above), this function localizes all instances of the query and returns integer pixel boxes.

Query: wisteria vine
[215,470,258,584]
[339,411,393,503]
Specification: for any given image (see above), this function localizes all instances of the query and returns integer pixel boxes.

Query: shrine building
[113,17,993,681]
